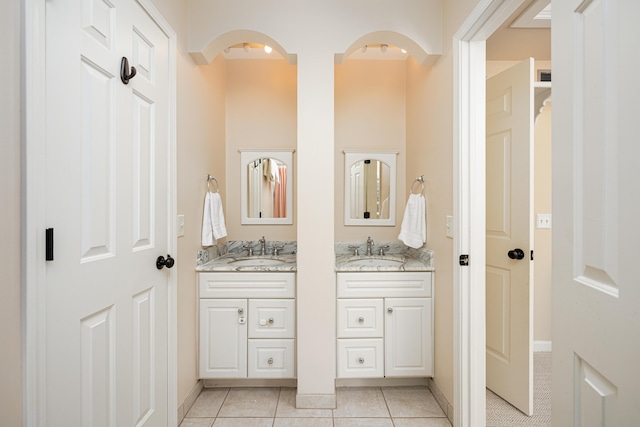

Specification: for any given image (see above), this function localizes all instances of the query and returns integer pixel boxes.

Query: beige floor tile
[179,418,215,427]
[186,388,230,418]
[381,386,445,418]
[217,387,280,418]
[393,418,452,427]
[276,387,334,418]
[212,418,274,427]
[333,417,394,426]
[273,418,334,427]
[333,387,390,418]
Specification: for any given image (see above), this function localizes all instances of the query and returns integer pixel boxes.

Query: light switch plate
[177,214,185,237]
[536,214,552,229]
[446,215,454,238]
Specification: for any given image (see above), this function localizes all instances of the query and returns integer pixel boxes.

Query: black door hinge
[459,254,469,266]
[46,228,54,261]
[531,250,534,260]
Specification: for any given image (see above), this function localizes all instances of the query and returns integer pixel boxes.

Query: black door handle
[156,254,175,270]
[507,248,525,260]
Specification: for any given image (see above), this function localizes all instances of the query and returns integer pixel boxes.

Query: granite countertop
[334,242,434,272]
[197,253,297,272]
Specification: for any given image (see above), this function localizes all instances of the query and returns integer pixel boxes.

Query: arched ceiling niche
[336,31,439,65]
[190,29,297,65]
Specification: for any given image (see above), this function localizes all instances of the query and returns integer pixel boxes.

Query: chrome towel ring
[410,175,425,195]
[207,174,219,193]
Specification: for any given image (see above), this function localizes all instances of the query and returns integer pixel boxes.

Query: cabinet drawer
[337,339,383,378]
[199,272,295,298]
[248,339,295,378]
[337,272,432,298]
[337,299,383,338]
[248,299,295,339]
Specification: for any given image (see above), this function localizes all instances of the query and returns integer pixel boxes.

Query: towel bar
[207,174,219,193]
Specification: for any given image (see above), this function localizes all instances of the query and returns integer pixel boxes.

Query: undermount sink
[229,257,287,267]
[343,258,405,267]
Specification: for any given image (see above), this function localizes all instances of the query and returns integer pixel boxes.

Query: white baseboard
[534,341,552,352]
[177,380,203,424]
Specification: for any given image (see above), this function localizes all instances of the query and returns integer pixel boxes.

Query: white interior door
[485,58,534,416]
[552,1,640,425]
[45,0,172,424]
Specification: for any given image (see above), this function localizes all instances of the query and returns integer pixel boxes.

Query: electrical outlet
[536,214,552,229]
[177,214,185,237]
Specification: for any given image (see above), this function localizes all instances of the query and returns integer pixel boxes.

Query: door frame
[22,0,178,424]
[452,0,528,425]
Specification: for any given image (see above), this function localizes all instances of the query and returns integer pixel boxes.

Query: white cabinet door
[385,298,432,377]
[248,339,295,378]
[199,299,247,378]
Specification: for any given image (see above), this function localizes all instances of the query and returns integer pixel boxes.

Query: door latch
[459,254,469,266]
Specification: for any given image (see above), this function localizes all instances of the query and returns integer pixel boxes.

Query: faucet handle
[378,245,390,256]
[242,244,254,256]
[272,244,284,256]
[348,245,360,256]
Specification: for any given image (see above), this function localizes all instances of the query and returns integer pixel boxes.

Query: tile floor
[180,386,452,427]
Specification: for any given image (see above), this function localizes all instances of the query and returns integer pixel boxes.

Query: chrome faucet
[366,236,374,256]
[258,236,266,256]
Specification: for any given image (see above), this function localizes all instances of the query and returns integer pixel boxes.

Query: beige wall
[0,0,22,424]
[225,59,298,241]
[534,102,552,342]
[334,60,407,241]
[406,54,455,402]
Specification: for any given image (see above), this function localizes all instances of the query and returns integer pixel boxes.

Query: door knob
[156,254,175,269]
[507,248,525,260]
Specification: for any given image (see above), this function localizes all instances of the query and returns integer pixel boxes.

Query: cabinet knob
[387,307,394,313]
[238,308,244,314]
[358,357,365,364]
[268,317,274,324]
[268,357,274,365]
[358,317,365,323]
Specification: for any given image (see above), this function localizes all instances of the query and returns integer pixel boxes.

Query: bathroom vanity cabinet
[198,272,296,379]
[336,271,433,378]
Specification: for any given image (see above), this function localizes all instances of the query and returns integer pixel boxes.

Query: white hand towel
[397,193,426,249]
[201,191,227,247]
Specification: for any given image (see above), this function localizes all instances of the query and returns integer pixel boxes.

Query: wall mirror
[240,149,294,225]
[344,150,397,226]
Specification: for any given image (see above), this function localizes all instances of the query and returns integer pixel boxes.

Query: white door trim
[22,0,178,424]
[452,1,528,426]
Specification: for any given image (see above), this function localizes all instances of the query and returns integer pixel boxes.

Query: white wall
[0,0,22,424]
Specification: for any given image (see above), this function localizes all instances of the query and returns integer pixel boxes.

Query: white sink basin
[229,258,287,267]
[344,258,405,267]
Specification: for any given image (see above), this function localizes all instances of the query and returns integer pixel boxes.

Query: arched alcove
[189,29,297,65]
[335,31,439,66]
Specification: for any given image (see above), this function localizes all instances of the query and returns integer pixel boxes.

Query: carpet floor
[486,352,552,426]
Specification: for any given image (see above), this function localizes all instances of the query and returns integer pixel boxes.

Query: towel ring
[410,176,425,195]
[207,174,219,193]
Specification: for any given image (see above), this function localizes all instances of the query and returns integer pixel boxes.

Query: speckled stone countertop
[196,253,297,272]
[335,241,434,272]
[196,240,297,272]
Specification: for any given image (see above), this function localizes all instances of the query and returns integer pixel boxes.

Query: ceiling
[220,0,551,62]
[486,0,551,61]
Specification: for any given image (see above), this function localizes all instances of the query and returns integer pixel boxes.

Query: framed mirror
[344,150,397,226]
[240,149,294,225]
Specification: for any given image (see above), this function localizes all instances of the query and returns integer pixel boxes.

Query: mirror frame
[240,148,294,225]
[344,150,398,226]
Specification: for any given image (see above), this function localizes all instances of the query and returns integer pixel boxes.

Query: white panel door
[485,58,534,415]
[552,1,640,425]
[385,298,432,377]
[45,0,172,424]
